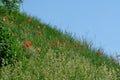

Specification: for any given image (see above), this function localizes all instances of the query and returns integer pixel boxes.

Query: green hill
[0,6,120,80]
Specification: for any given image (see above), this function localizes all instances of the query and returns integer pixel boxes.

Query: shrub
[0,15,18,67]
[1,0,23,11]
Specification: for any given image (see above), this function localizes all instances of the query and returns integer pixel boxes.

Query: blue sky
[20,0,120,57]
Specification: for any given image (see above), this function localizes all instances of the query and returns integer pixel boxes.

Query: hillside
[0,6,120,80]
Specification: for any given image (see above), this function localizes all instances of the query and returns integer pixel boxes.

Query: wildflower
[74,44,78,48]
[48,43,53,46]
[26,42,31,48]
[56,40,60,45]
[43,26,46,28]
[37,48,41,53]
[112,58,115,62]
[63,42,67,46]
[36,31,41,35]
[28,18,31,23]
[97,50,101,55]
[69,45,72,48]
[80,47,83,51]
[3,16,9,21]
[19,23,23,27]
[37,26,40,29]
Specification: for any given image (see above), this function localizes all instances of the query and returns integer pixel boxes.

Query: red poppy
[97,51,101,55]
[63,42,67,46]
[69,45,72,48]
[56,40,60,45]
[37,48,41,53]
[74,44,78,48]
[48,43,53,46]
[28,18,31,23]
[26,42,31,48]
[3,16,9,21]
[36,31,41,35]
[112,58,115,62]
[43,26,46,28]
[80,47,83,51]
[19,23,23,27]
[37,26,40,29]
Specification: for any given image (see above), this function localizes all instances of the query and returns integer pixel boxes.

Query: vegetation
[0,6,120,80]
[0,0,23,11]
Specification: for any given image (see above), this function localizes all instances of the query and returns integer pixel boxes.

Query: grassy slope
[0,7,120,80]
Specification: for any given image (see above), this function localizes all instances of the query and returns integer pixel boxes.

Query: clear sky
[20,0,120,58]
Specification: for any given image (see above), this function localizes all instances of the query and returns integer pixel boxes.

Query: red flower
[63,42,67,46]
[3,16,9,21]
[43,26,46,28]
[80,47,83,51]
[48,43,53,46]
[69,45,72,48]
[97,51,101,55]
[26,42,31,48]
[19,23,23,27]
[56,40,60,45]
[74,44,78,48]
[112,58,115,62]
[37,48,41,53]
[37,26,40,29]
[36,31,41,35]
[28,18,31,23]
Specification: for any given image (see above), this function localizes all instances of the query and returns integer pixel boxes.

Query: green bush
[0,14,18,67]
[0,6,9,16]
[1,0,23,11]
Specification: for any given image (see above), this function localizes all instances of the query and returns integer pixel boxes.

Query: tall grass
[0,6,120,80]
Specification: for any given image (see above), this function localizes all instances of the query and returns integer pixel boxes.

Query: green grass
[0,6,120,80]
